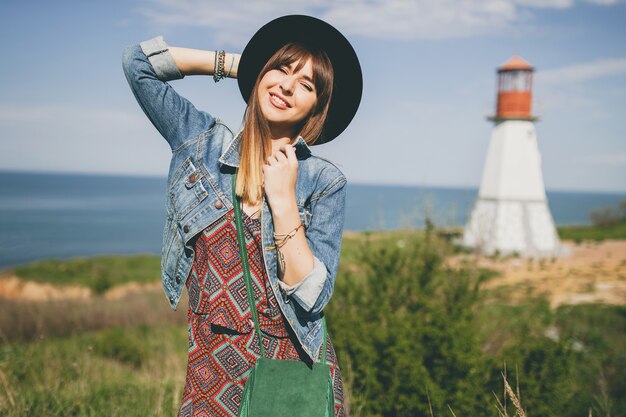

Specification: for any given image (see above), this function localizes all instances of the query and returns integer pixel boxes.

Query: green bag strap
[321,315,328,365]
[231,171,327,365]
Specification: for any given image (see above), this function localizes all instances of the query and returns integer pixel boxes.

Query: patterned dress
[178,207,345,417]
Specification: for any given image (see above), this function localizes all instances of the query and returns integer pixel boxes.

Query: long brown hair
[235,41,334,206]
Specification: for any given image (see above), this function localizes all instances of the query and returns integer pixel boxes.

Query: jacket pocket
[161,217,182,284]
[169,157,209,221]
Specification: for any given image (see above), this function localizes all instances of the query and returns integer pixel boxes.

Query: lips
[269,92,290,109]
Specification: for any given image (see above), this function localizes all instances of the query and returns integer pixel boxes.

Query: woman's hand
[263,143,298,210]
[263,143,315,287]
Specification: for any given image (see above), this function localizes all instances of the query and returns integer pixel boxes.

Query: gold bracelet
[274,222,303,238]
[274,222,304,276]
[274,224,302,248]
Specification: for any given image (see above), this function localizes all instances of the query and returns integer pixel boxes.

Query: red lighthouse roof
[488,54,539,122]
[499,55,534,72]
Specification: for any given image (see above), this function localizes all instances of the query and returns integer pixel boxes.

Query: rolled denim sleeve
[139,35,184,81]
[282,174,347,315]
[121,36,215,152]
[277,255,326,308]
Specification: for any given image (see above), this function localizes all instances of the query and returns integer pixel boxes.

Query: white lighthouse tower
[462,56,563,258]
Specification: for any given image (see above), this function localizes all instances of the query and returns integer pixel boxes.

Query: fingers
[274,150,288,163]
[267,143,297,165]
[278,143,297,164]
[282,143,296,160]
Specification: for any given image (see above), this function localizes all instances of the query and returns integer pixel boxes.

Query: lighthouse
[462,56,563,258]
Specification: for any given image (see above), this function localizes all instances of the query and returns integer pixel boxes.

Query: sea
[1,170,624,270]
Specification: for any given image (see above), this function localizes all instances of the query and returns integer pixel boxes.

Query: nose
[279,74,296,94]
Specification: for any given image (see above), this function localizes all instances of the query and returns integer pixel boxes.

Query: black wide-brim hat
[238,14,363,145]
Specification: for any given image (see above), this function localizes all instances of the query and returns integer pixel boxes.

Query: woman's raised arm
[121,35,239,152]
[169,46,240,78]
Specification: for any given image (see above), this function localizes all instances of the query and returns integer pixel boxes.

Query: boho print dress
[178,206,345,417]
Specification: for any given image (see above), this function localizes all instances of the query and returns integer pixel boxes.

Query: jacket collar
[219,128,312,168]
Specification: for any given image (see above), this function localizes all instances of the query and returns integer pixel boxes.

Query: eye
[278,65,288,74]
[301,83,313,92]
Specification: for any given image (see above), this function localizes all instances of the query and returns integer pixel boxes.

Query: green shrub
[92,327,145,368]
[92,275,113,295]
[328,222,492,416]
[7,254,161,292]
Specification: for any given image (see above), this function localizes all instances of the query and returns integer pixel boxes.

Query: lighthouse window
[500,70,531,92]
[511,71,525,91]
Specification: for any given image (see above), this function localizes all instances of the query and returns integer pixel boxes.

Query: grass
[4,300,623,416]
[557,221,626,242]
[2,221,624,295]
[4,254,161,294]
[1,223,625,416]
[2,229,436,293]
[0,323,188,417]
[0,290,187,344]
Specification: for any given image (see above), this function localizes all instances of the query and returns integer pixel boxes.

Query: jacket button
[169,296,174,304]
[183,225,190,233]
[175,275,181,284]
[188,173,197,183]
[214,201,223,209]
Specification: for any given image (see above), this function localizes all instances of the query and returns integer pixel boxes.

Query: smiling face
[256,58,318,136]
[244,42,334,147]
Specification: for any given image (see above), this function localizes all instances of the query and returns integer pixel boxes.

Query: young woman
[122,14,362,417]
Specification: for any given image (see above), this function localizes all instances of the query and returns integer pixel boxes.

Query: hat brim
[238,14,362,145]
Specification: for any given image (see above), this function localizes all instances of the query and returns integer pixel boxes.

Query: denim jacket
[121,36,347,363]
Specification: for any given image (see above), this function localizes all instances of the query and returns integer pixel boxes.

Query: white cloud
[585,0,622,5]
[529,57,626,115]
[133,0,618,42]
[537,58,626,85]
[507,0,572,8]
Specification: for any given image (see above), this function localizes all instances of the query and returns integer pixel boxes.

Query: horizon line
[0,167,624,196]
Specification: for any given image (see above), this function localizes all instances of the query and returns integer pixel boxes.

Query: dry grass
[0,322,189,416]
[0,289,187,344]
[493,365,528,417]
[447,239,626,309]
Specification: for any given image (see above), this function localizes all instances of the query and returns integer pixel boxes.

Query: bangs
[262,42,334,104]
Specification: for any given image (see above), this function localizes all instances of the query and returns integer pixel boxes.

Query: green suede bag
[232,172,335,417]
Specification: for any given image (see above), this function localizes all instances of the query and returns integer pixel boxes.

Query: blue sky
[1,0,625,192]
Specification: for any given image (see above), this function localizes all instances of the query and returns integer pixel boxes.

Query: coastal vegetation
[10,254,160,295]
[557,199,626,242]
[0,216,624,416]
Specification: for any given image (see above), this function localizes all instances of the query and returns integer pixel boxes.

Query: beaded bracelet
[219,51,226,77]
[216,50,225,82]
[218,50,225,79]
[213,50,226,82]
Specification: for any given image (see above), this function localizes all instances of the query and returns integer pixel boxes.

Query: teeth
[271,94,287,107]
